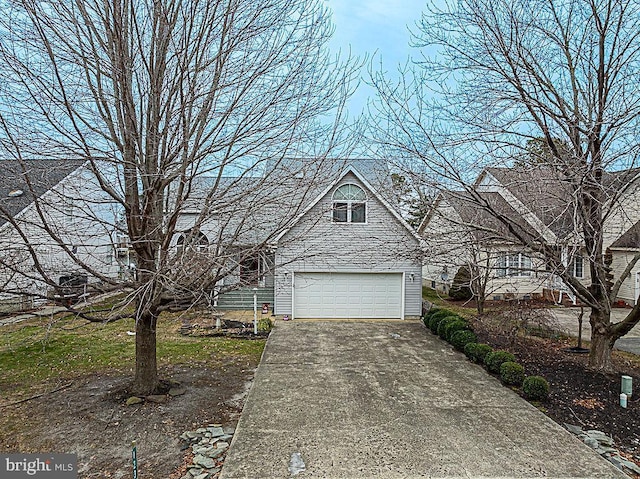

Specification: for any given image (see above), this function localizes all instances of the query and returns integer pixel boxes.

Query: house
[420,164,640,305]
[175,158,424,319]
[0,157,423,318]
[0,160,123,310]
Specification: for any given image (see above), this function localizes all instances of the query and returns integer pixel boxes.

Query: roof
[180,158,403,244]
[610,220,640,250]
[434,190,538,243]
[484,166,575,238]
[0,160,85,228]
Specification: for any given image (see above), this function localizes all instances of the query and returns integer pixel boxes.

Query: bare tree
[0,0,360,394]
[369,0,640,370]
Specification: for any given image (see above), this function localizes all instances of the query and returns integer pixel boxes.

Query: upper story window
[332,184,366,223]
[176,230,209,255]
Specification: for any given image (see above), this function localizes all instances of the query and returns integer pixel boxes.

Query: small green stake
[132,440,138,479]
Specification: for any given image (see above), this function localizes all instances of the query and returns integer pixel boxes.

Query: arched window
[332,183,367,223]
[176,230,209,254]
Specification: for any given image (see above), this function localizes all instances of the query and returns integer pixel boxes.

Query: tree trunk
[588,309,616,371]
[132,307,159,395]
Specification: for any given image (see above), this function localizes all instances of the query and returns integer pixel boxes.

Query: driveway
[551,307,640,355]
[220,320,624,478]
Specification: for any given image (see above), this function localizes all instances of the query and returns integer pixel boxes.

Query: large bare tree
[0,0,359,394]
[369,0,640,370]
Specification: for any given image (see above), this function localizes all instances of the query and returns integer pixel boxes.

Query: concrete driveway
[551,307,640,355]
[220,320,625,478]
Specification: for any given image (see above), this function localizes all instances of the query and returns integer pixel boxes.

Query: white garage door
[294,272,403,319]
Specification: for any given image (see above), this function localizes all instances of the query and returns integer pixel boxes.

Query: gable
[0,160,85,229]
[275,166,420,246]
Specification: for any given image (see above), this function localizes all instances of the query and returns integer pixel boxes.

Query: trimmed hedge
[450,330,477,351]
[427,309,456,334]
[428,314,446,334]
[437,316,461,339]
[523,376,550,400]
[464,342,493,363]
[485,350,516,374]
[443,319,469,341]
[500,361,525,386]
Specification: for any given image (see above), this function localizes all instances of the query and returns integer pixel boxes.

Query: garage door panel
[294,272,402,319]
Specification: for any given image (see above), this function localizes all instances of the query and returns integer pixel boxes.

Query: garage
[293,272,403,319]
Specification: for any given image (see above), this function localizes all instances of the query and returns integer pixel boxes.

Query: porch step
[216,287,274,310]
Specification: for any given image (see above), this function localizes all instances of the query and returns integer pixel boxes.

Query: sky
[325,0,428,115]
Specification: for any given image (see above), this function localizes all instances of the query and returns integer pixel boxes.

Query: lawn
[0,307,266,477]
[0,310,265,399]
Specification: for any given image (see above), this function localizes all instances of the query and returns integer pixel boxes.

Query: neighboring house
[420,165,640,305]
[175,158,424,319]
[0,160,123,310]
[609,221,640,306]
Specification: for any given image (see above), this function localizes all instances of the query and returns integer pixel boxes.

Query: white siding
[274,172,422,318]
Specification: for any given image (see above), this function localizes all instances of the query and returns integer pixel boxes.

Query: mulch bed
[471,317,640,458]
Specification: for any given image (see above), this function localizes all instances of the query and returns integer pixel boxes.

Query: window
[332,184,366,223]
[176,230,209,255]
[571,255,584,278]
[496,252,532,277]
[239,253,269,286]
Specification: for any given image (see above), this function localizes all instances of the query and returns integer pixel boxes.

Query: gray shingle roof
[485,166,576,238]
[441,190,538,243]
[0,160,85,228]
[610,220,640,250]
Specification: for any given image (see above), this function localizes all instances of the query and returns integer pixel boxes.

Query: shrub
[450,330,477,351]
[484,350,516,374]
[257,317,273,332]
[449,265,473,301]
[464,342,479,360]
[443,319,469,342]
[473,344,493,363]
[437,316,460,338]
[523,376,550,400]
[500,361,525,386]
[464,343,493,363]
[427,310,455,334]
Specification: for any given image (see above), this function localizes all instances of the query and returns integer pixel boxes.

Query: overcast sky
[325,0,427,115]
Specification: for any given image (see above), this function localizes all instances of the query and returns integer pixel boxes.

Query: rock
[583,437,599,449]
[586,430,614,446]
[193,473,209,479]
[564,423,583,435]
[608,455,624,470]
[620,458,640,474]
[215,441,229,449]
[168,387,186,397]
[196,428,208,434]
[597,446,618,454]
[214,434,233,442]
[188,466,204,474]
[193,445,214,455]
[207,426,225,437]
[145,394,168,404]
[223,426,235,435]
[207,448,227,459]
[126,396,144,406]
[193,454,216,469]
